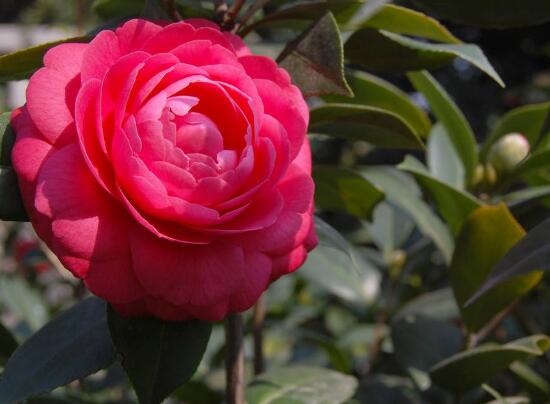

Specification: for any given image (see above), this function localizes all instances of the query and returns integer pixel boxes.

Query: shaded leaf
[0,298,116,403]
[0,36,89,83]
[408,71,478,183]
[0,322,18,365]
[0,112,15,166]
[108,308,212,404]
[515,149,550,177]
[450,204,542,332]
[430,335,550,393]
[412,0,550,28]
[391,288,462,390]
[398,155,481,236]
[92,0,144,18]
[346,30,503,87]
[481,102,550,159]
[313,165,384,220]
[279,12,351,97]
[246,366,357,404]
[367,202,415,259]
[325,70,431,138]
[0,276,47,330]
[362,167,454,263]
[0,168,28,221]
[310,103,423,149]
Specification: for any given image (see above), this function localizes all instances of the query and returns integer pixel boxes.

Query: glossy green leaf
[246,366,358,404]
[398,155,482,236]
[108,308,212,404]
[367,202,415,260]
[411,0,550,28]
[391,288,462,390]
[346,30,504,87]
[0,36,89,83]
[309,103,423,149]
[430,335,550,393]
[481,102,550,159]
[278,12,352,97]
[301,217,381,305]
[450,204,542,332]
[362,166,454,263]
[325,70,431,138]
[466,216,550,306]
[501,185,550,210]
[427,123,465,189]
[0,276,47,331]
[313,165,384,219]
[0,298,116,403]
[360,4,460,43]
[515,149,550,177]
[408,71,478,183]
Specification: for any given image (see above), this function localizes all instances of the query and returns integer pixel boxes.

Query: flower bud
[488,133,530,172]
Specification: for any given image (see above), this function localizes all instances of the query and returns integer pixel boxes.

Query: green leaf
[411,0,550,29]
[515,149,550,177]
[301,217,381,305]
[313,165,383,220]
[391,288,462,390]
[246,366,358,404]
[408,71,478,183]
[0,297,116,403]
[278,12,352,97]
[0,112,15,166]
[92,0,144,18]
[500,185,550,210]
[510,362,550,398]
[360,4,460,43]
[108,308,212,404]
[362,167,454,263]
[324,70,431,138]
[0,36,89,83]
[310,103,423,149]
[430,335,550,393]
[481,102,550,159]
[0,322,18,365]
[345,30,504,87]
[398,155,482,236]
[427,123,465,189]
[0,276,47,331]
[466,216,550,306]
[450,204,542,332]
[0,167,28,221]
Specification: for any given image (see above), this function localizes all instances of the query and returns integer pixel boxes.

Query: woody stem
[225,313,245,404]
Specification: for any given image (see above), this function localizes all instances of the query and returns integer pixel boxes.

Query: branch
[225,313,245,404]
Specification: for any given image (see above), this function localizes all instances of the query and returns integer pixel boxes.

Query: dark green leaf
[92,0,144,18]
[108,308,212,404]
[0,112,15,166]
[509,362,550,398]
[411,0,550,28]
[0,297,116,403]
[0,322,18,365]
[408,71,478,183]
[278,12,352,97]
[362,167,454,263]
[392,288,462,390]
[310,103,423,149]
[466,215,550,306]
[481,102,550,159]
[398,155,481,236]
[313,165,383,219]
[515,149,550,177]
[450,204,542,332]
[325,70,431,138]
[345,30,503,87]
[0,168,28,221]
[246,366,358,404]
[0,37,89,83]
[430,335,550,393]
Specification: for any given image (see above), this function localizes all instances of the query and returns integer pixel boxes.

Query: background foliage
[1,0,550,403]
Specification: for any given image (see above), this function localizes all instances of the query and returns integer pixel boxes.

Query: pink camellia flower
[11,18,316,321]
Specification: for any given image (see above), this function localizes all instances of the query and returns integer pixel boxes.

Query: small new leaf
[278,12,352,97]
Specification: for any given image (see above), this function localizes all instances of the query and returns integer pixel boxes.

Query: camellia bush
[1,0,550,403]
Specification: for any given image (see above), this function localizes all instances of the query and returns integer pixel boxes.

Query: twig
[225,313,245,404]
[252,294,266,375]
[220,0,246,31]
[466,300,520,349]
[239,0,271,26]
